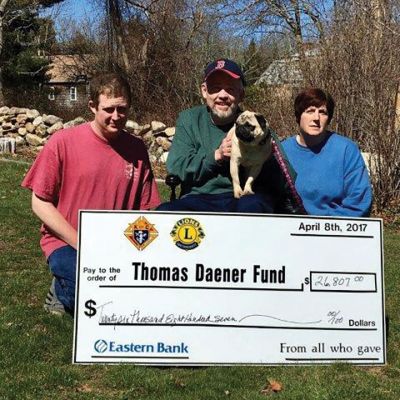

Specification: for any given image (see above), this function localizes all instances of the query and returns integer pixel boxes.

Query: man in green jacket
[159,58,278,212]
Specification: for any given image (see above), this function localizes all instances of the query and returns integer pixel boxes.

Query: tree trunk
[0,0,9,105]
[108,0,131,73]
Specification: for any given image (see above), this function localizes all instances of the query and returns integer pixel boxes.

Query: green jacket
[167,105,306,214]
[167,105,234,196]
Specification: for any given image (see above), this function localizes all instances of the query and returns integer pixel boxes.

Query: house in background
[42,55,92,108]
[255,49,319,89]
[256,56,303,87]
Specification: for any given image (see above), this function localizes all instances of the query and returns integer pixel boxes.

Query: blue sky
[42,0,97,24]
[40,0,102,41]
[56,0,94,16]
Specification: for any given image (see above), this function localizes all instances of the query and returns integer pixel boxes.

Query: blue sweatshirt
[282,132,372,217]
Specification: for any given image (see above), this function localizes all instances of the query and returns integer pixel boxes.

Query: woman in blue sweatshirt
[282,88,372,217]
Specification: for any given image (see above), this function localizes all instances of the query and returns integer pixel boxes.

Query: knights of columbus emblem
[124,216,158,250]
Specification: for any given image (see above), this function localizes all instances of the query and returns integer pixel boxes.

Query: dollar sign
[84,299,97,318]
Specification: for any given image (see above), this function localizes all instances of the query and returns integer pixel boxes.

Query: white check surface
[73,211,385,365]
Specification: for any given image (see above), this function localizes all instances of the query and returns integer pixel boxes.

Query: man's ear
[200,82,208,101]
[88,100,97,115]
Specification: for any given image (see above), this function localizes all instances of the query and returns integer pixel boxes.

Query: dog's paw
[233,186,244,198]
[243,185,255,196]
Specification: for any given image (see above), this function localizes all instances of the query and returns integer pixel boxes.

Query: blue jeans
[47,245,77,313]
[157,192,274,213]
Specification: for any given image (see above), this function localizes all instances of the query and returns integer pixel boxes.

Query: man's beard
[210,104,238,125]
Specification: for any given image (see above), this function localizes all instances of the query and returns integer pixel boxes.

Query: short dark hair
[294,88,335,124]
[89,73,131,108]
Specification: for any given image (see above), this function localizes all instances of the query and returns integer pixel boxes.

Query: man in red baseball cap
[158,58,275,213]
[203,58,246,85]
[201,59,245,135]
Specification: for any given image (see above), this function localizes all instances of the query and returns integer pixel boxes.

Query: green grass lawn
[1,159,399,400]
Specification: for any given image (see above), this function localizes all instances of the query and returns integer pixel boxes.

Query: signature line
[239,314,321,324]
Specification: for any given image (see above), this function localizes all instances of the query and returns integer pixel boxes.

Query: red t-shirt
[22,123,161,258]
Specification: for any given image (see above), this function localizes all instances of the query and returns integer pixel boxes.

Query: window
[70,86,77,101]
[48,86,55,101]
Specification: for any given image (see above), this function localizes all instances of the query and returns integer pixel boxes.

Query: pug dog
[229,111,272,199]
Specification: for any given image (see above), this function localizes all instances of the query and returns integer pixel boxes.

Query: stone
[135,124,151,136]
[149,154,158,163]
[43,114,62,126]
[47,121,64,135]
[25,122,35,133]
[26,133,46,146]
[125,120,140,133]
[156,136,172,151]
[148,140,157,152]
[159,151,169,163]
[35,124,48,138]
[9,107,29,115]
[75,117,87,124]
[16,114,27,125]
[18,127,27,136]
[63,117,86,128]
[151,120,166,134]
[2,122,13,131]
[156,146,164,156]
[141,131,153,142]
[33,116,43,127]
[0,106,10,115]
[26,109,40,119]
[164,127,175,137]
[14,135,25,147]
[153,130,167,137]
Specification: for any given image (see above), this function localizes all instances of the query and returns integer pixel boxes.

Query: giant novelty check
[73,211,385,365]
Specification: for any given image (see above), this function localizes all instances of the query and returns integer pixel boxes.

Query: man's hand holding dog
[215,131,233,163]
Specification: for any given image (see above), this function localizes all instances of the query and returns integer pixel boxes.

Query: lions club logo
[124,216,158,250]
[170,218,205,251]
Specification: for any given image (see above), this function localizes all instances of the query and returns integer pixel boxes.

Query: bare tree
[244,0,400,210]
[106,0,131,72]
[306,0,400,210]
[0,0,9,104]
[211,1,329,60]
[89,0,230,122]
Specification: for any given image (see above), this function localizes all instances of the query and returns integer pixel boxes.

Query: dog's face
[230,111,272,198]
[234,111,271,146]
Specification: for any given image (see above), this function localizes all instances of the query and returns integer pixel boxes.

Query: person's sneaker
[43,277,66,316]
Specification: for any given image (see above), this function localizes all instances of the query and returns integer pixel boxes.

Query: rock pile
[0,106,85,153]
[126,120,174,164]
[0,106,174,163]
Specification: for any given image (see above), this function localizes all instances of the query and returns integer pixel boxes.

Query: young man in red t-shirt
[22,73,161,316]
